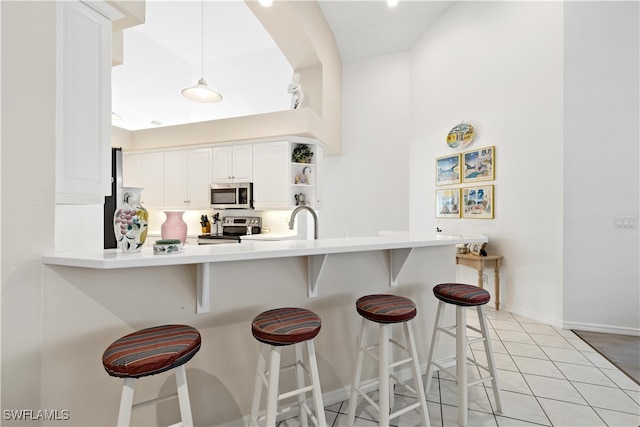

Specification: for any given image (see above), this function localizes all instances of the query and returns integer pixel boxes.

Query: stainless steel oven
[210,182,253,209]
[197,216,261,245]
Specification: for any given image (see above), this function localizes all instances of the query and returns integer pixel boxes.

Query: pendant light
[182,0,222,103]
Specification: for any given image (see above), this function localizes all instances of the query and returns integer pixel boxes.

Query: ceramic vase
[113,187,148,252]
[161,211,188,243]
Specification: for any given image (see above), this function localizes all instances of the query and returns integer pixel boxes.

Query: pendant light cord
[200,0,204,78]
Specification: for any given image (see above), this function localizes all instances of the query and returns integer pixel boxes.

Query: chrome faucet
[289,206,319,239]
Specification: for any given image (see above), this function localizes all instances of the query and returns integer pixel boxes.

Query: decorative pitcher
[113,187,148,252]
[161,211,188,243]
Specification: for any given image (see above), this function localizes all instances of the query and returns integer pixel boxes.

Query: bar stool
[348,294,430,427]
[425,283,503,426]
[249,307,326,427]
[102,324,201,427]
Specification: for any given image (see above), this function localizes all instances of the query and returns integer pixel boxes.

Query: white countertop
[42,233,487,269]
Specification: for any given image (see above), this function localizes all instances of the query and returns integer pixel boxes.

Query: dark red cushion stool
[102,324,201,427]
[347,294,430,426]
[249,307,326,427]
[425,283,503,426]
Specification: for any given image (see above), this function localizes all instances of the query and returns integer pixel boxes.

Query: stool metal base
[425,301,503,426]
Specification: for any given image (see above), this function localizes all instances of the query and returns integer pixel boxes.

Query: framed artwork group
[435,146,495,219]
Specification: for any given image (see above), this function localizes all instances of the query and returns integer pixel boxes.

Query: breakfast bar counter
[43,233,487,313]
[41,233,488,425]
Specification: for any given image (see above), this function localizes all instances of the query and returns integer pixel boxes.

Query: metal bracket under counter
[195,248,414,313]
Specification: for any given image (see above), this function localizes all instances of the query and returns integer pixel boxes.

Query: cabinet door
[122,152,164,207]
[232,145,253,182]
[122,154,143,188]
[163,151,188,207]
[187,148,212,207]
[253,141,290,209]
[140,152,164,207]
[55,1,111,204]
[212,146,233,183]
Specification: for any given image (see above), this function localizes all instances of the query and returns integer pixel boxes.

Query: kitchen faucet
[289,206,318,239]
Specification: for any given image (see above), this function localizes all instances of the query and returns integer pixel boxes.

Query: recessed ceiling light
[259,0,273,7]
[387,0,399,7]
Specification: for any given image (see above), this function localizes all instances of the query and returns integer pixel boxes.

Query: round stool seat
[252,307,321,346]
[102,325,201,379]
[433,283,490,306]
[356,294,417,324]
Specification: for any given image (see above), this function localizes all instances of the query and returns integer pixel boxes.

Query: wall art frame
[436,153,461,185]
[463,146,495,183]
[436,188,461,218]
[462,185,494,219]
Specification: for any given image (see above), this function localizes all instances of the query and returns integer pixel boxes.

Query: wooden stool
[425,283,503,426]
[249,307,326,427]
[348,294,430,427]
[102,324,201,427]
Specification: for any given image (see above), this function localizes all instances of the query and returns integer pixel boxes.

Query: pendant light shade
[182,78,222,103]
[182,0,222,103]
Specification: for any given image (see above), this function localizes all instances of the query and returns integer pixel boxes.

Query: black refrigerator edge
[104,147,123,249]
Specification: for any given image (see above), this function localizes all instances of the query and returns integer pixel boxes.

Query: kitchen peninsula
[43,233,487,313]
[42,232,487,424]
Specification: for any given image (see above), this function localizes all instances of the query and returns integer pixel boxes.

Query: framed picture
[436,188,461,218]
[436,154,461,185]
[469,242,487,256]
[462,185,494,219]
[463,146,495,183]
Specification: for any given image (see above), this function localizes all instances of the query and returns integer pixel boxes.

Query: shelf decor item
[463,146,495,183]
[292,144,314,163]
[161,211,188,243]
[447,122,475,149]
[436,189,461,218]
[436,154,461,185]
[462,185,494,219]
[113,187,148,252]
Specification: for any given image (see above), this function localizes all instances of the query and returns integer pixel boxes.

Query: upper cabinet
[253,138,323,210]
[55,1,114,204]
[212,145,253,183]
[164,148,212,209]
[122,152,164,207]
[253,141,291,210]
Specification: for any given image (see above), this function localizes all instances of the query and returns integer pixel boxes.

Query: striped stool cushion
[356,294,417,324]
[433,283,490,306]
[252,307,321,346]
[102,325,201,379]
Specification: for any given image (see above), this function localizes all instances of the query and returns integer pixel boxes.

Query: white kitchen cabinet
[164,148,212,208]
[212,145,253,183]
[55,1,116,204]
[253,141,291,209]
[123,152,164,207]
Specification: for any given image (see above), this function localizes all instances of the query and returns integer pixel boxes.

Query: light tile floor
[279,307,640,426]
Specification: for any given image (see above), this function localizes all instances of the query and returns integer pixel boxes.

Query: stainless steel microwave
[210,182,253,209]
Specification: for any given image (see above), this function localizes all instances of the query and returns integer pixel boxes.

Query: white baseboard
[562,321,640,336]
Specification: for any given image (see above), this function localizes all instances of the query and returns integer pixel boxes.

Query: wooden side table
[455,253,503,310]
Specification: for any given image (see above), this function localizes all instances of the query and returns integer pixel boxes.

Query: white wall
[1,0,57,416]
[321,53,411,238]
[563,1,640,333]
[407,1,565,325]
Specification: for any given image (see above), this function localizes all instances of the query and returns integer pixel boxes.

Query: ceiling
[112,1,454,131]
